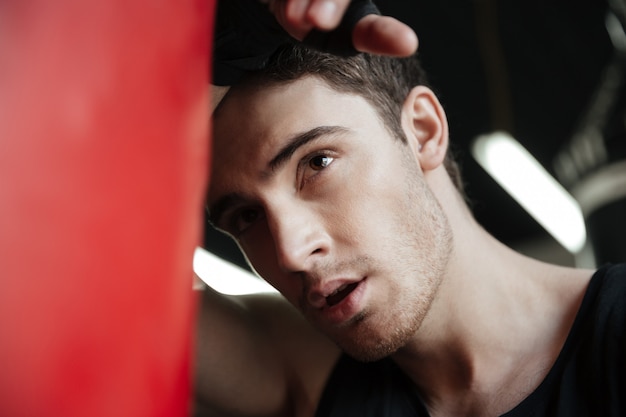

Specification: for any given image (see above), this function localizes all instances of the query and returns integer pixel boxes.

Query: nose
[266,202,330,274]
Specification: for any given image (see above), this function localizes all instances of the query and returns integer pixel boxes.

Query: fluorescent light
[193,247,278,295]
[472,132,587,253]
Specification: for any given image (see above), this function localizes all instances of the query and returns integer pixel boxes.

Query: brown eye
[309,155,334,171]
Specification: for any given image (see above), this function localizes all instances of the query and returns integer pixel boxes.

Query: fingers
[307,0,350,29]
[272,0,419,57]
[285,0,350,31]
[352,14,418,57]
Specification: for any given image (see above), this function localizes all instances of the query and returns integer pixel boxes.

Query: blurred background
[200,0,626,292]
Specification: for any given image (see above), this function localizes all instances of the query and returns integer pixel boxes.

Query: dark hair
[236,44,465,194]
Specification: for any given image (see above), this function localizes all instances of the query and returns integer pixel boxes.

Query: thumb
[352,14,418,57]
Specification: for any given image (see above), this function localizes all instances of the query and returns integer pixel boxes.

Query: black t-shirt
[315,264,626,417]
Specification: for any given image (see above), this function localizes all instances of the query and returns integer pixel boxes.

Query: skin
[209,78,453,362]
[198,73,596,417]
[197,3,423,416]
[267,0,419,56]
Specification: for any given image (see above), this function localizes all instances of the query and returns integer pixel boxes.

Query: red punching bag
[0,1,212,416]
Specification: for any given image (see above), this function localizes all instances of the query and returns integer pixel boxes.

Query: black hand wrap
[212,0,380,86]
[303,0,380,56]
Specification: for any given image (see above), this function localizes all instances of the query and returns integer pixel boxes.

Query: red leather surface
[0,1,213,415]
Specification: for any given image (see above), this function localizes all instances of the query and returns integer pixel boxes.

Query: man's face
[209,77,452,361]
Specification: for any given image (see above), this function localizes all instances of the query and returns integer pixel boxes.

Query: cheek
[239,232,300,297]
[335,167,410,242]
[240,237,276,280]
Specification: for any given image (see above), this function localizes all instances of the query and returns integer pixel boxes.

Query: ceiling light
[472,131,587,253]
[193,247,277,295]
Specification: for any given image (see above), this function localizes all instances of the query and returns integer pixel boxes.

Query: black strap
[303,0,380,56]
[212,0,381,86]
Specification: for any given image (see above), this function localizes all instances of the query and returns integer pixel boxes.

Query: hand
[267,0,418,57]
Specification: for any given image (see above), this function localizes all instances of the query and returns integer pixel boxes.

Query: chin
[334,314,412,363]
[343,344,399,363]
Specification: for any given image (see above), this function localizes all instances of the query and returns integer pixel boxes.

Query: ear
[400,86,449,171]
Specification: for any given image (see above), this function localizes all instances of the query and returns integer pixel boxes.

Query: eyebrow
[268,125,350,173]
[208,125,350,228]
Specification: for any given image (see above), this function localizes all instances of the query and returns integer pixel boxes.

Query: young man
[196,31,626,417]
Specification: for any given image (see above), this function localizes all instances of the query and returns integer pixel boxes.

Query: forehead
[209,76,381,190]
[213,76,368,145]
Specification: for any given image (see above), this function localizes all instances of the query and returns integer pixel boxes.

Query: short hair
[235,43,465,195]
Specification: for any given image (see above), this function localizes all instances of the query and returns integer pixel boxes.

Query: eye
[308,154,334,171]
[230,207,263,235]
[297,151,337,189]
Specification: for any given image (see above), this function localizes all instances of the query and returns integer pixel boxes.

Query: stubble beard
[332,170,453,363]
[331,254,447,363]
[332,303,431,362]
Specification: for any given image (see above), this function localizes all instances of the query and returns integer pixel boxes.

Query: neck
[392,169,593,416]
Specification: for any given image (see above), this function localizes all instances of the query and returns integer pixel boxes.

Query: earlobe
[401,86,449,171]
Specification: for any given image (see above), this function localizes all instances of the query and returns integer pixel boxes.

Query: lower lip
[318,278,367,325]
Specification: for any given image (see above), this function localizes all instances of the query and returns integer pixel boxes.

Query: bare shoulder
[240,292,342,416]
[194,288,340,417]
